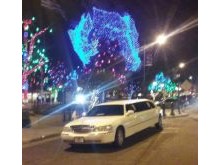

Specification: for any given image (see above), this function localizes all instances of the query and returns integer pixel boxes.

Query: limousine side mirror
[126,110,134,116]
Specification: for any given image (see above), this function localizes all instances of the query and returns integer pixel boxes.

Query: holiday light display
[64,69,79,88]
[22,17,52,95]
[68,7,141,72]
[45,61,67,89]
[148,72,177,93]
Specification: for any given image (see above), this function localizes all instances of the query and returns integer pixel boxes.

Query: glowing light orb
[179,62,185,68]
[156,34,167,45]
[68,7,141,71]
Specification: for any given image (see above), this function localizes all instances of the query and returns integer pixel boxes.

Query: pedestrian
[170,101,175,116]
[71,110,78,121]
[63,109,67,122]
[162,101,166,118]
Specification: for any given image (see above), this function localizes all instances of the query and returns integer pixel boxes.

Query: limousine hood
[66,116,123,127]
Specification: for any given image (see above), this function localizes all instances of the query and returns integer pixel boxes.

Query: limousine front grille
[70,125,93,133]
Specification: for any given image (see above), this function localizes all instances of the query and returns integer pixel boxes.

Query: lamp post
[143,34,168,92]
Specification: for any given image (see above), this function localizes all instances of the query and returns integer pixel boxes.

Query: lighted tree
[22,17,52,99]
[148,72,177,94]
[45,61,68,89]
[68,8,141,93]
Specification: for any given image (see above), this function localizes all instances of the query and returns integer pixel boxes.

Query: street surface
[23,107,198,165]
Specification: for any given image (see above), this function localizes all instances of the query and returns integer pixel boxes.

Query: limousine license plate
[74,137,84,143]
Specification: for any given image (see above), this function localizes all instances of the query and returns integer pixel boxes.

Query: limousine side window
[147,101,155,108]
[134,102,151,112]
[126,104,136,112]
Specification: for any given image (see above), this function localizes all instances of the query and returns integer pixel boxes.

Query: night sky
[22,0,198,84]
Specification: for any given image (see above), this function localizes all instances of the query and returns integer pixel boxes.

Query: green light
[49,29,53,33]
[36,27,39,32]
[32,17,35,21]
[30,33,33,37]
[37,39,40,43]
[37,49,40,53]
[42,49,45,52]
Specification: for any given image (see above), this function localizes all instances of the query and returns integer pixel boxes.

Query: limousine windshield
[87,105,124,116]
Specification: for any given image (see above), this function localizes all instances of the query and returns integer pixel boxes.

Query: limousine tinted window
[87,105,124,116]
[126,104,135,112]
[133,102,151,112]
[148,101,155,108]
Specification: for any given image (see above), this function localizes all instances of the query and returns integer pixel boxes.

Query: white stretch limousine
[61,99,163,147]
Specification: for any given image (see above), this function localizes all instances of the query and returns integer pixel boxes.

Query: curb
[22,133,60,144]
[163,113,189,119]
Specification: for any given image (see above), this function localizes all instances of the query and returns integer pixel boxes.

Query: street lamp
[143,34,168,89]
[179,62,185,69]
[156,34,168,45]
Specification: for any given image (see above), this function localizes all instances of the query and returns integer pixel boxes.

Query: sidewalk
[22,106,193,145]
[163,108,189,118]
[22,113,68,144]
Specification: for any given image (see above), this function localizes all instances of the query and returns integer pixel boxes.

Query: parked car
[61,99,163,147]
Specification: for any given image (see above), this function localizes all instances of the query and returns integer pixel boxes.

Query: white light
[75,94,85,104]
[179,62,185,68]
[189,76,193,80]
[82,112,87,117]
[24,25,29,30]
[77,87,83,92]
[156,34,167,45]
[152,81,157,86]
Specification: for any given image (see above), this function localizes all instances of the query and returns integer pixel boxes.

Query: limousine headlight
[93,125,113,132]
[63,126,71,132]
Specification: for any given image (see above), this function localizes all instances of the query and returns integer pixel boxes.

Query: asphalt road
[23,107,198,165]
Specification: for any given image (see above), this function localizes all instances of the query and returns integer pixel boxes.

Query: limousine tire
[114,127,125,147]
[155,115,163,130]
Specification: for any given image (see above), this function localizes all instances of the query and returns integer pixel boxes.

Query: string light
[22,17,51,92]
[148,72,177,93]
[68,7,141,71]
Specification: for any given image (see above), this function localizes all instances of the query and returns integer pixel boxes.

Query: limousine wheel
[114,127,125,147]
[155,116,163,130]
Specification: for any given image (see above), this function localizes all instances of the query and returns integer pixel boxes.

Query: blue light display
[68,7,141,71]
[148,72,177,93]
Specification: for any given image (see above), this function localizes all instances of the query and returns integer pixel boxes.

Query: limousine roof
[97,99,153,106]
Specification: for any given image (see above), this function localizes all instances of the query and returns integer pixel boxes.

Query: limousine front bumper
[61,131,115,144]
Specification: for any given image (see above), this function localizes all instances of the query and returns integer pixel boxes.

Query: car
[61,99,163,147]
